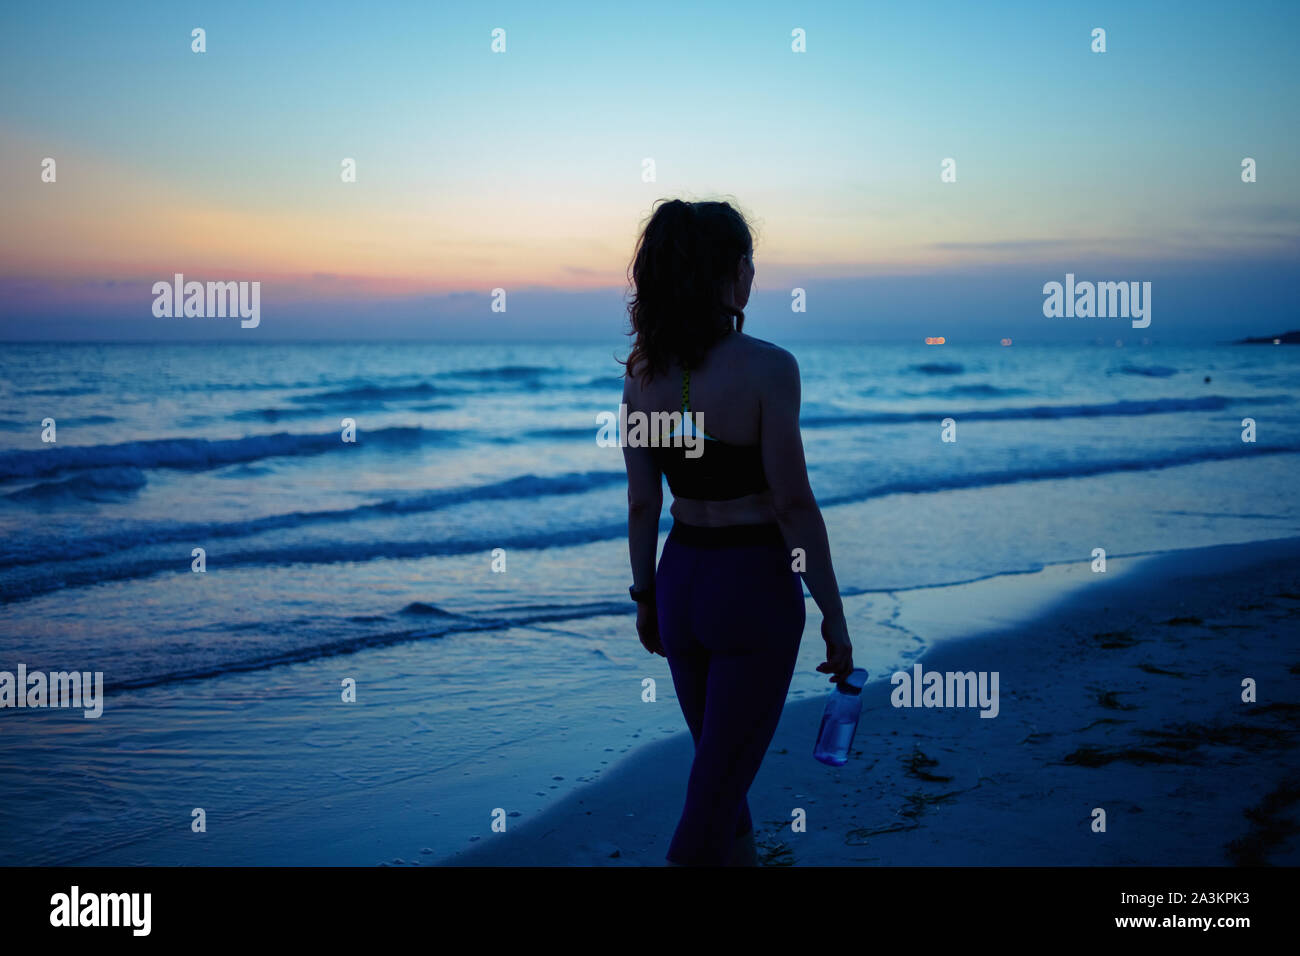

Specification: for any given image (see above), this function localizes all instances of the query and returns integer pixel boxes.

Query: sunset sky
[1,0,1296,341]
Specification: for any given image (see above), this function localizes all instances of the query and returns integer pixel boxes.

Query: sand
[441,537,1300,866]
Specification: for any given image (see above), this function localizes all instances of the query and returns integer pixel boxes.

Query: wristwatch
[629,585,655,604]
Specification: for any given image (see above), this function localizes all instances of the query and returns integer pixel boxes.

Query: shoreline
[442,536,1300,866]
[3,535,1295,866]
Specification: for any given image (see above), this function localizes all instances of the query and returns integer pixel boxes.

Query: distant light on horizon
[1000,337,1013,346]
[925,336,946,345]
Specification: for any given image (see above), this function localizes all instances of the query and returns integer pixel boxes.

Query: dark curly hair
[621,198,753,385]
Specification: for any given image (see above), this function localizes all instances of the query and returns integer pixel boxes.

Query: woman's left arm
[621,375,664,655]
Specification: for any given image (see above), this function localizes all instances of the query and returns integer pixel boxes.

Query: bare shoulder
[734,333,798,384]
[622,357,650,399]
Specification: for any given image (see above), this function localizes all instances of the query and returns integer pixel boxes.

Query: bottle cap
[836,668,869,695]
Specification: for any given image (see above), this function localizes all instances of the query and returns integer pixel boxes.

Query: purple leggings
[654,520,806,865]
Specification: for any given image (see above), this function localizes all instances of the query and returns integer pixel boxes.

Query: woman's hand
[636,601,665,656]
[817,615,853,683]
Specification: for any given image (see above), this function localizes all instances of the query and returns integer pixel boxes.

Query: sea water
[1,340,1296,861]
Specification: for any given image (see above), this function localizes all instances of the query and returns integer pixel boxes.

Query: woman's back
[630,331,766,446]
[626,331,792,526]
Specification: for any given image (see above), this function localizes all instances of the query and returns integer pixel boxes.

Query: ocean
[1,339,1297,863]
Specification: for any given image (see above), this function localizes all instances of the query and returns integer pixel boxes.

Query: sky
[0,0,1296,342]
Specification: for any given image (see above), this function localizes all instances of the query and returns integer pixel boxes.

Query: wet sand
[442,537,1300,866]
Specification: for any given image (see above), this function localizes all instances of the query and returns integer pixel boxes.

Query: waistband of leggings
[667,521,784,549]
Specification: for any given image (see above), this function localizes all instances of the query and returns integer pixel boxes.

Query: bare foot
[726,829,759,866]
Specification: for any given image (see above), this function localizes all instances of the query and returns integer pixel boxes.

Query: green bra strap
[680,367,718,441]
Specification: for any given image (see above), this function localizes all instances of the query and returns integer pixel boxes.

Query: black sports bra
[650,367,769,501]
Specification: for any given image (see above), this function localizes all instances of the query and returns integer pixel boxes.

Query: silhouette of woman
[620,198,854,866]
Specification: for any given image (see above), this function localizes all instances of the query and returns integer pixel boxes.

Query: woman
[620,198,854,866]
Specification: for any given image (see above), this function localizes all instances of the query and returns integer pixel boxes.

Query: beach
[443,536,1300,866]
[1,0,1298,894]
[1,341,1297,867]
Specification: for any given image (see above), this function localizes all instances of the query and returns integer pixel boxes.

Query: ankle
[726,829,759,867]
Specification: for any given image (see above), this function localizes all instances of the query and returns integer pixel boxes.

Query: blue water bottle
[814,668,869,766]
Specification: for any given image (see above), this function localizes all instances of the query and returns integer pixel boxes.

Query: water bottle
[814,668,869,766]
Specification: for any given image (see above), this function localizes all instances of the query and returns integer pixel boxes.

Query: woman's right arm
[759,348,854,681]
